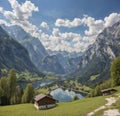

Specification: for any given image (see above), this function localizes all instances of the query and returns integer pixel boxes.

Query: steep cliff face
[38,55,65,74]
[2,20,120,77]
[0,26,39,73]
[73,20,120,84]
[2,25,83,75]
[38,53,75,74]
[2,25,48,69]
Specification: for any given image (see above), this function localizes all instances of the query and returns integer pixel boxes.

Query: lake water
[18,80,54,89]
[50,88,84,102]
[18,80,84,102]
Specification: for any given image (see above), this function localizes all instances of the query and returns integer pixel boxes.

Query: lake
[18,80,85,102]
[50,88,84,102]
[18,79,54,89]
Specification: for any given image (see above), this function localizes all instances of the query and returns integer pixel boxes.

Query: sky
[0,0,120,53]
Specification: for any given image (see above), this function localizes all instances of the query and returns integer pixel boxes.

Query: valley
[0,0,120,115]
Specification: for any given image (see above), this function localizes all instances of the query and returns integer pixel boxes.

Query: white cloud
[8,0,38,20]
[52,28,60,37]
[104,13,120,27]
[55,13,120,36]
[51,28,81,40]
[40,28,88,53]
[55,18,81,28]
[40,11,120,53]
[45,13,120,52]
[40,22,49,30]
[0,7,3,13]
[0,19,10,26]
[0,0,40,38]
[61,32,81,39]
[40,32,49,39]
[0,0,120,53]
[73,36,96,51]
[55,17,104,36]
[82,16,104,36]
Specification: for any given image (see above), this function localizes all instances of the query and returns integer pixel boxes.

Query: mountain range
[2,25,78,74]
[71,20,120,85]
[2,25,48,68]
[0,20,120,85]
[0,26,40,75]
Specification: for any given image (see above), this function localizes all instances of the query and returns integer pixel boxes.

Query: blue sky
[0,0,120,52]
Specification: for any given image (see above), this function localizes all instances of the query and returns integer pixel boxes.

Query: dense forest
[0,69,34,105]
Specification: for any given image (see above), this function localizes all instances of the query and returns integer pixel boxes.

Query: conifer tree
[7,69,17,104]
[110,56,120,86]
[22,84,34,103]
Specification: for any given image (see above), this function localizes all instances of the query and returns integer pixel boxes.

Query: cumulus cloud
[61,32,81,39]
[55,13,120,36]
[83,13,120,36]
[7,0,38,20]
[55,18,81,28]
[82,17,104,36]
[0,7,3,13]
[55,16,104,36]
[52,28,60,36]
[104,13,120,27]
[0,0,120,53]
[42,13,120,53]
[40,28,85,52]
[0,0,40,38]
[0,19,10,26]
[40,22,49,30]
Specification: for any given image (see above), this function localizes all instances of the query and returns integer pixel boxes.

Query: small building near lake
[101,88,117,96]
[34,94,56,110]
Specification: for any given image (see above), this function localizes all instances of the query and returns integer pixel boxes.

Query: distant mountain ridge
[48,49,83,58]
[38,53,77,74]
[2,25,48,69]
[0,26,40,74]
[2,20,120,80]
[71,20,120,85]
[2,25,79,74]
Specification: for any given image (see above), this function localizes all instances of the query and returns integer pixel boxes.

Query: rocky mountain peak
[72,20,120,85]
[0,26,40,74]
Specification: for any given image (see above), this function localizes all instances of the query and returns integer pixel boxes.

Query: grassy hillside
[93,86,120,116]
[0,96,106,116]
[1,86,120,116]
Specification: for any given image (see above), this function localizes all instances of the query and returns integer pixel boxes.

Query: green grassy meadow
[0,96,106,116]
[1,86,120,116]
[93,86,120,116]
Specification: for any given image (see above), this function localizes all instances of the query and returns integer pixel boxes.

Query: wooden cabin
[34,94,56,110]
[101,88,117,96]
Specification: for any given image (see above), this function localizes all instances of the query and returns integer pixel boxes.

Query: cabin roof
[34,94,56,102]
[34,94,47,101]
[101,88,116,93]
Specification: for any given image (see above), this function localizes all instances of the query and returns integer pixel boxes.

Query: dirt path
[103,109,120,116]
[87,94,120,116]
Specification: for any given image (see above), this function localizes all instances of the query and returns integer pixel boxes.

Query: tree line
[89,56,120,97]
[0,69,34,106]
